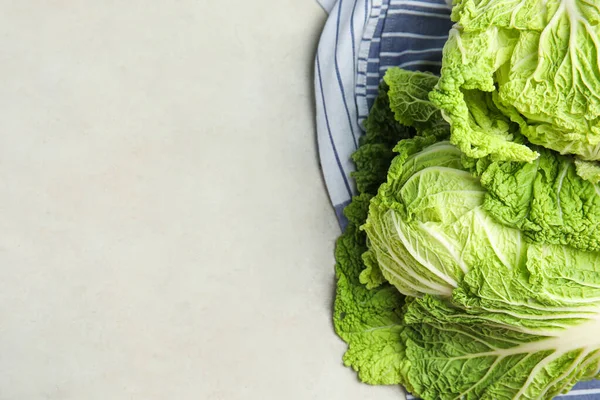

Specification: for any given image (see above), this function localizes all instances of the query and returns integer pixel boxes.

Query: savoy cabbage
[334,67,600,399]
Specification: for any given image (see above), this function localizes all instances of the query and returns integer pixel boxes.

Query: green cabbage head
[364,133,600,399]
[430,0,600,173]
[334,67,600,400]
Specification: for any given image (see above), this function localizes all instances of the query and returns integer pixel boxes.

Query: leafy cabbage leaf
[477,148,600,252]
[403,296,600,400]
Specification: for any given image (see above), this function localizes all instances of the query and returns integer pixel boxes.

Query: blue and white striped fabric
[314,0,600,398]
[315,0,369,226]
[317,0,338,13]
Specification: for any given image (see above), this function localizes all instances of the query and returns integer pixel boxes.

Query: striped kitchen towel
[314,0,600,398]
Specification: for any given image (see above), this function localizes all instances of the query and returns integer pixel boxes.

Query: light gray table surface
[0,1,405,399]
